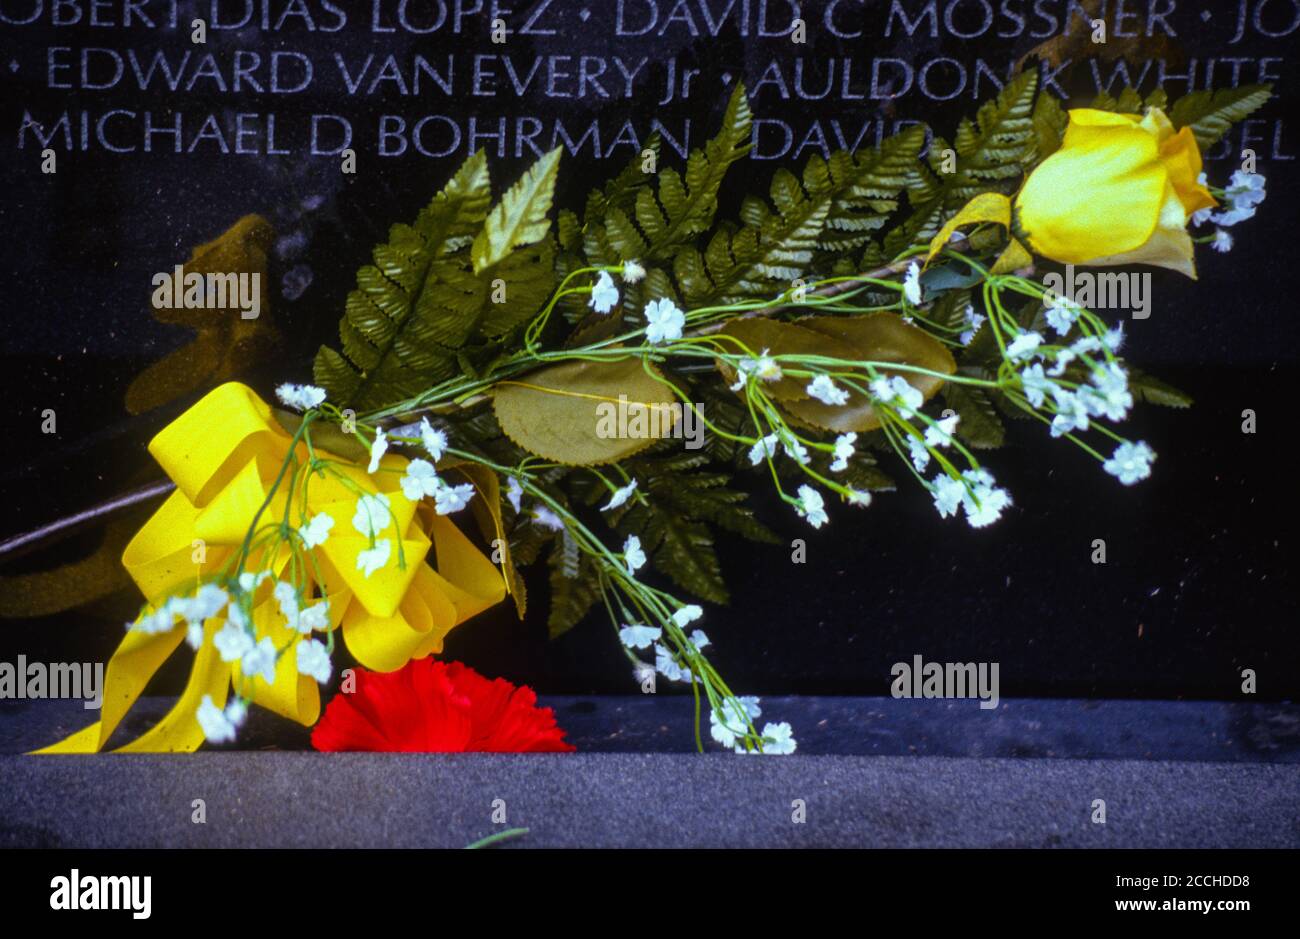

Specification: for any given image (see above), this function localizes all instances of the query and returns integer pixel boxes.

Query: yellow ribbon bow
[37,382,505,753]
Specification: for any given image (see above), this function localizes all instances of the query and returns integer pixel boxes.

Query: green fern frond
[633,83,753,262]
[314,150,492,409]
[1169,84,1272,150]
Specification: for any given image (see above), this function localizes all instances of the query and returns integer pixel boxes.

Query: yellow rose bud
[1013,107,1217,278]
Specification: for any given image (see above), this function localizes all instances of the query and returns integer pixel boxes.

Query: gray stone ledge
[2,753,1298,849]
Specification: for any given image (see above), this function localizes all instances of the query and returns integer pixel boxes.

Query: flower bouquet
[29,71,1271,756]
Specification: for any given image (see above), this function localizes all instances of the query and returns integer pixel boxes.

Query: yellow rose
[1013,108,1217,278]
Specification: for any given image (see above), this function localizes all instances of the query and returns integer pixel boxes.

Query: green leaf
[760,313,956,434]
[1031,91,1067,162]
[645,466,778,545]
[1169,85,1272,150]
[819,125,926,253]
[676,126,923,310]
[950,69,1038,195]
[616,498,729,604]
[943,382,1005,449]
[1127,367,1193,408]
[634,82,752,261]
[1115,86,1145,114]
[472,147,562,273]
[547,536,602,638]
[594,132,661,219]
[713,317,857,402]
[313,150,492,409]
[492,357,681,465]
[886,71,1036,256]
[836,452,896,492]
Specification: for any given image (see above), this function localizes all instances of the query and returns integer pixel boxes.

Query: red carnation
[311,658,575,753]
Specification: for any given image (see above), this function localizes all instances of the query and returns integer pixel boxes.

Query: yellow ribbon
[36,382,505,753]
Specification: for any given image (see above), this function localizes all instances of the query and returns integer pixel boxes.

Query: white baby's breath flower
[654,644,691,683]
[1087,362,1133,422]
[907,436,930,472]
[622,259,646,283]
[924,414,959,448]
[531,506,566,531]
[241,637,278,685]
[296,638,332,684]
[298,512,334,549]
[433,480,475,515]
[780,432,810,466]
[932,474,965,519]
[1213,204,1256,227]
[846,488,872,508]
[180,584,227,627]
[1047,349,1075,378]
[226,601,249,632]
[748,433,779,466]
[225,698,247,729]
[644,297,686,344]
[672,605,703,628]
[197,695,236,744]
[902,261,923,305]
[829,432,856,472]
[1104,441,1156,485]
[418,418,448,463]
[186,623,204,650]
[619,623,661,650]
[806,374,849,406]
[1050,388,1091,438]
[728,359,754,391]
[237,570,270,594]
[356,539,392,578]
[505,476,524,514]
[1006,330,1044,362]
[214,620,254,662]
[273,580,299,629]
[602,478,638,511]
[1020,363,1052,408]
[1225,169,1266,209]
[367,427,388,474]
[133,598,181,635]
[959,306,985,346]
[1212,229,1234,253]
[689,629,710,650]
[589,271,619,314]
[1045,295,1082,336]
[887,376,924,416]
[400,458,440,501]
[753,350,782,382]
[710,696,762,748]
[623,534,646,574]
[297,600,331,634]
[795,484,828,528]
[351,493,392,537]
[758,721,797,755]
[275,383,326,412]
[960,468,1011,528]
